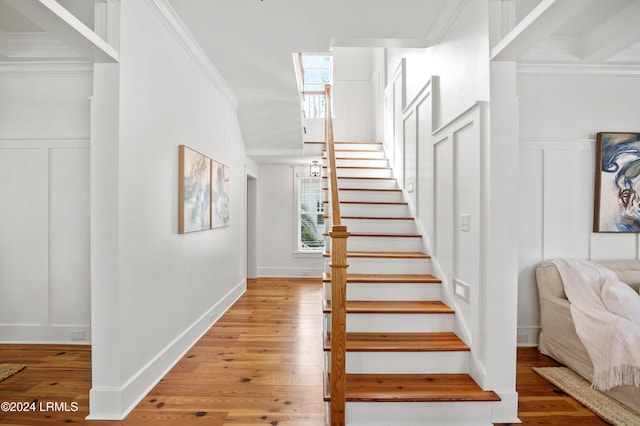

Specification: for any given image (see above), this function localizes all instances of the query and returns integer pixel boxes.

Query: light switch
[460,214,470,232]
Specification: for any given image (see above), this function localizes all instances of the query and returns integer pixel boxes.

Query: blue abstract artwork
[595,132,640,232]
[179,145,211,233]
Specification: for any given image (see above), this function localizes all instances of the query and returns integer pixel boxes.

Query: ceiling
[2,0,640,160]
[165,0,462,159]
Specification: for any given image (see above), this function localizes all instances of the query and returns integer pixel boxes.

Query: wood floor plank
[0,283,609,425]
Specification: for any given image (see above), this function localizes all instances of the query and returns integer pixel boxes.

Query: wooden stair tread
[324,149,384,153]
[326,156,387,161]
[323,165,392,170]
[323,300,453,314]
[323,373,501,403]
[334,216,415,221]
[334,141,383,144]
[323,251,430,259]
[323,273,440,283]
[322,187,402,192]
[323,200,408,205]
[324,332,469,352]
[323,176,397,180]
[323,232,420,238]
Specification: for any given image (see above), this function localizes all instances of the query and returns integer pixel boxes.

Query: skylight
[301,54,332,93]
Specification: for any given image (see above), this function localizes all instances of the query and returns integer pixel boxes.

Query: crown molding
[517,62,640,79]
[7,32,82,59]
[144,0,239,109]
[0,61,93,77]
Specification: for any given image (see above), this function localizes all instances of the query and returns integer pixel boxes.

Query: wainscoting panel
[518,138,640,343]
[0,140,90,343]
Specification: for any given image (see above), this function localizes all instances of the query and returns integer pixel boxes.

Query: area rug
[0,364,25,382]
[533,366,640,426]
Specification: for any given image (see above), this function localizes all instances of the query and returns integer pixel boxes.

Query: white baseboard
[257,266,323,277]
[87,279,246,420]
[0,324,91,344]
[516,326,541,347]
[491,390,521,424]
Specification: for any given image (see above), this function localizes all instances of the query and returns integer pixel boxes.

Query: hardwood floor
[497,347,609,426]
[0,278,610,425]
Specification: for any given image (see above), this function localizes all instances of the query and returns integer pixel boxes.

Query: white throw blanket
[552,259,640,391]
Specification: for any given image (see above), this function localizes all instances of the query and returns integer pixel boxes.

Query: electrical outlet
[70,331,85,341]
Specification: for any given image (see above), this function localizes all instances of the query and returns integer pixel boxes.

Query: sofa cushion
[601,278,640,324]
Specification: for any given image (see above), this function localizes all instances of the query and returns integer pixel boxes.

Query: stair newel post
[330,225,348,425]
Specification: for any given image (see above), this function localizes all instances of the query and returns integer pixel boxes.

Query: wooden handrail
[325,85,341,226]
[325,84,348,425]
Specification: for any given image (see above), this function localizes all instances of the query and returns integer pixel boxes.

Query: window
[300,54,332,119]
[298,177,325,251]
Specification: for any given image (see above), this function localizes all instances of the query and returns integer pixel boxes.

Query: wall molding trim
[0,324,90,344]
[0,61,93,77]
[518,62,640,79]
[0,138,90,148]
[257,267,324,278]
[0,30,83,61]
[520,138,593,151]
[88,279,247,420]
[145,0,239,109]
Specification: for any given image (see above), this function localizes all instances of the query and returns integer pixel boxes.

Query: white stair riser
[325,313,455,332]
[347,236,423,252]
[334,150,386,159]
[332,168,393,178]
[333,190,404,203]
[334,159,389,168]
[345,258,431,275]
[324,351,468,375]
[335,143,383,151]
[323,282,441,301]
[324,177,399,190]
[341,219,417,234]
[340,402,494,425]
[340,203,409,217]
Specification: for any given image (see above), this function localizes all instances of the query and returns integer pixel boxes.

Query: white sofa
[536,259,640,413]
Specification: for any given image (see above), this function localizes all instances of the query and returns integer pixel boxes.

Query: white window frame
[292,171,325,255]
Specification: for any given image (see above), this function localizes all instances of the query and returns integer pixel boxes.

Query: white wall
[256,164,324,277]
[0,63,92,343]
[517,65,640,346]
[89,0,249,419]
[332,47,374,142]
[383,2,519,421]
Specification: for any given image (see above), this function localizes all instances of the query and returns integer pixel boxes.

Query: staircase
[321,140,500,425]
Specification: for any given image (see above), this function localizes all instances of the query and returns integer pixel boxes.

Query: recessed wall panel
[49,147,90,325]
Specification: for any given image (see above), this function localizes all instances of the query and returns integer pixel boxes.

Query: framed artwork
[211,159,230,228]
[594,132,640,232]
[179,145,211,233]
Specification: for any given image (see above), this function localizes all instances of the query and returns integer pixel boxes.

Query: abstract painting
[211,159,230,228]
[594,132,640,232]
[179,145,211,233]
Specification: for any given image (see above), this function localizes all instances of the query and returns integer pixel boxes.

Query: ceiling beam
[490,0,597,61]
[581,1,640,62]
[1,0,118,62]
